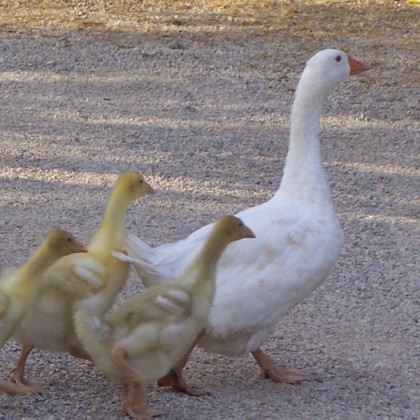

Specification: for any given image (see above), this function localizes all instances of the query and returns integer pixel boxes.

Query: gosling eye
[139,179,144,184]
[335,55,342,63]
[67,237,73,243]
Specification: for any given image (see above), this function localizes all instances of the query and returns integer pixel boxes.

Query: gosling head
[213,215,255,245]
[44,229,87,257]
[116,170,155,202]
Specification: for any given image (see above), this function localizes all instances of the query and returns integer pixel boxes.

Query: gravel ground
[0,1,419,419]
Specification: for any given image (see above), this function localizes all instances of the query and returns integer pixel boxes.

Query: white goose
[115,49,370,393]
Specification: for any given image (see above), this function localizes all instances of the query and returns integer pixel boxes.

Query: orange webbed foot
[260,365,317,384]
[252,348,317,384]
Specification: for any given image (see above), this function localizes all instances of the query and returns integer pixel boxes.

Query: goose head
[301,49,370,97]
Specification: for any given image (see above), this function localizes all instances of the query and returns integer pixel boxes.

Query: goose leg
[111,345,165,419]
[10,345,44,387]
[252,347,317,384]
[157,330,207,396]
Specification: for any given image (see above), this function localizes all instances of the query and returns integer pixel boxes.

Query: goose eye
[335,55,342,63]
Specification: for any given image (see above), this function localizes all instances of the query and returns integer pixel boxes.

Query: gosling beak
[347,54,370,75]
[243,226,256,239]
[76,241,88,253]
[146,183,155,195]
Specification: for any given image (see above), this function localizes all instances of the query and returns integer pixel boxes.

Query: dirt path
[0,1,419,418]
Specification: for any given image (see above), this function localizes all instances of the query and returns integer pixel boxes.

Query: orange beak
[347,54,370,75]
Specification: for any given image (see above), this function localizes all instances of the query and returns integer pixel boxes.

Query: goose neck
[278,83,331,202]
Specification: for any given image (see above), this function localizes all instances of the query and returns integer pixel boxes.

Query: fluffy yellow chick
[74,215,255,419]
[10,171,154,387]
[0,229,85,394]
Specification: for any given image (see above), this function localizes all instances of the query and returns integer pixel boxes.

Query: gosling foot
[0,380,44,396]
[122,381,165,419]
[157,368,207,396]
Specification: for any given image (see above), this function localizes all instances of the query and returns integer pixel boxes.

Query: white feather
[73,260,105,289]
[90,316,111,340]
[155,289,189,315]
